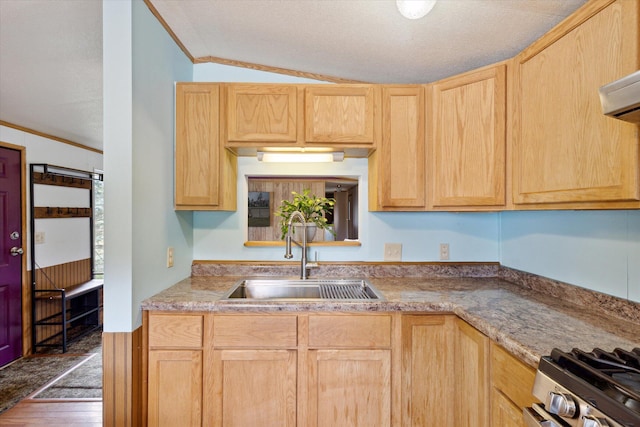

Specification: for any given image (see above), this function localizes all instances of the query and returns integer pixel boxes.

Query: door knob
[10,247,24,256]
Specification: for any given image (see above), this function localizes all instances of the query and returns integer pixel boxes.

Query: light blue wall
[103,0,192,332]
[500,210,640,302]
[193,63,328,84]
[103,1,133,332]
[131,0,194,326]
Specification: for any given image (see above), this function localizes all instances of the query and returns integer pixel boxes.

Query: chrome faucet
[284,211,317,279]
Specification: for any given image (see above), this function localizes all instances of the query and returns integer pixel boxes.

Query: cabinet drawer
[490,343,537,409]
[149,313,204,348]
[213,315,297,348]
[308,314,391,348]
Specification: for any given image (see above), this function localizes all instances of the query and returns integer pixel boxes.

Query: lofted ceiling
[0,0,587,152]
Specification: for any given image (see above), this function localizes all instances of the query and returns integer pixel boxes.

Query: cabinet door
[175,83,219,208]
[490,343,537,427]
[431,65,506,208]
[513,0,640,206]
[370,86,425,210]
[226,84,298,143]
[307,349,391,427]
[491,389,527,427]
[401,315,455,426]
[175,83,237,211]
[211,349,297,427]
[148,350,203,427]
[490,343,537,412]
[454,318,489,427]
[305,85,376,145]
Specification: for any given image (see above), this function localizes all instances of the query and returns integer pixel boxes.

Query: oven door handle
[524,404,565,427]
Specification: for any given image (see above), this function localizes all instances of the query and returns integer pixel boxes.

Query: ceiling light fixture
[396,0,437,19]
[256,151,345,163]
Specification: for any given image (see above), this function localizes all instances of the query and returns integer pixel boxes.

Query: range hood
[599,70,640,124]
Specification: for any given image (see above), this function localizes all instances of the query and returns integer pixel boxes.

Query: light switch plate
[384,243,402,261]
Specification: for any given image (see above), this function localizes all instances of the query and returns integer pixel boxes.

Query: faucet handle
[284,235,294,259]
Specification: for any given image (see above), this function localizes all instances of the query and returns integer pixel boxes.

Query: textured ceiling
[0,0,588,151]
[0,0,103,150]
[150,0,587,83]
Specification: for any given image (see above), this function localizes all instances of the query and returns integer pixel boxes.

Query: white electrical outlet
[167,247,174,268]
[439,243,450,261]
[384,243,402,261]
[35,231,46,244]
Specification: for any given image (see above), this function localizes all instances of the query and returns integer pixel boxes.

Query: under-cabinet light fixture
[396,0,437,19]
[256,151,345,163]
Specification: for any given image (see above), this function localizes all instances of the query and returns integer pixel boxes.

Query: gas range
[524,347,640,427]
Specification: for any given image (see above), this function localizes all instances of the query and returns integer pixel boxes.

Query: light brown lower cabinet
[146,313,207,427]
[401,315,490,427]
[305,313,393,426]
[145,311,536,427]
[212,349,297,427]
[209,314,297,427]
[454,317,490,427]
[307,349,391,426]
[148,350,203,427]
[401,314,456,425]
[490,342,538,427]
[492,388,527,427]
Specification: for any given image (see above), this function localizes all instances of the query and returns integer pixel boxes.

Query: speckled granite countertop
[141,262,640,369]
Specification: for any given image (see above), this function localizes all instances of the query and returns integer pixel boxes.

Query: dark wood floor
[0,400,102,426]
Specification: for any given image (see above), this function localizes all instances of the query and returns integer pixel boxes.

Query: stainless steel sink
[220,278,384,301]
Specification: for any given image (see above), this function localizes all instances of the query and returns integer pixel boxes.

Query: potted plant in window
[275,189,335,241]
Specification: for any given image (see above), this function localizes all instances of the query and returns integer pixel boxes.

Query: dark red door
[0,146,23,366]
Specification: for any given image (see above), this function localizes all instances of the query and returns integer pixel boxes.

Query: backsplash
[499,266,640,326]
[191,261,500,278]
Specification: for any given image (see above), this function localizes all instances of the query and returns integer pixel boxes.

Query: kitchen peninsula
[142,262,640,426]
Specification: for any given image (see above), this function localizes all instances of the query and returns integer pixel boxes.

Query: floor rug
[0,354,88,413]
[0,330,102,413]
[30,352,102,399]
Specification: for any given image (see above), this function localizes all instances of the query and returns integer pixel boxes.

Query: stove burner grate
[539,347,640,426]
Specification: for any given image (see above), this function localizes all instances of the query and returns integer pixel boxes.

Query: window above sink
[245,176,360,246]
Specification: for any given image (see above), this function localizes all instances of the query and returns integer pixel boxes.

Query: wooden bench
[33,278,103,353]
[35,279,103,300]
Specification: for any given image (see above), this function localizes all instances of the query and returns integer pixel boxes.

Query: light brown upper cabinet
[175,83,237,210]
[225,84,299,144]
[430,64,506,209]
[304,85,378,149]
[369,86,425,211]
[512,0,640,208]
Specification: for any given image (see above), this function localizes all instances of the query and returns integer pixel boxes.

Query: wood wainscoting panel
[103,328,143,427]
